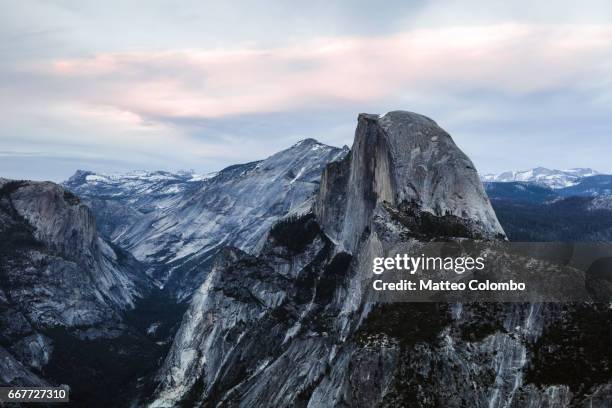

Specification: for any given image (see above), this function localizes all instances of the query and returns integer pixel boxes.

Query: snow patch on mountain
[482,167,600,189]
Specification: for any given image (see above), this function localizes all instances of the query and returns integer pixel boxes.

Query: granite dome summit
[317,111,504,252]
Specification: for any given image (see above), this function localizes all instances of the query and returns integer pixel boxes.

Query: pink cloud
[45,23,612,120]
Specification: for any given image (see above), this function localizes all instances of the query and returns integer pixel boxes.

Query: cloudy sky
[1,0,612,181]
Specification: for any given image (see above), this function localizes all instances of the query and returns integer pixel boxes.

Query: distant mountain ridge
[482,167,600,189]
[484,178,612,241]
[64,169,210,242]
[484,174,612,201]
[64,139,349,300]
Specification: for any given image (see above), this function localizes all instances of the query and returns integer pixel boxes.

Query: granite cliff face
[65,139,348,300]
[316,112,504,253]
[0,179,152,388]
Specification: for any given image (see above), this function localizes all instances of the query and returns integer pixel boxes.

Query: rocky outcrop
[150,214,349,407]
[0,345,47,386]
[0,178,151,387]
[0,179,149,322]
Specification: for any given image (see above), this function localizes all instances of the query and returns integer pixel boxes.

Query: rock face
[150,112,611,407]
[0,179,151,386]
[65,139,348,300]
[0,345,47,386]
[316,112,504,252]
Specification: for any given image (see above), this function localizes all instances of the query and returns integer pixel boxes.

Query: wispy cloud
[37,24,612,121]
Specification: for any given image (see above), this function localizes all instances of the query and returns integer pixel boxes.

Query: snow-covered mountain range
[481,167,600,189]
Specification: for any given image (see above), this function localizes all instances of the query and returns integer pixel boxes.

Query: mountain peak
[292,137,320,147]
[361,110,439,127]
[288,138,343,154]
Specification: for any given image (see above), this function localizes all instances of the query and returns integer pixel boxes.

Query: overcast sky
[1,0,612,181]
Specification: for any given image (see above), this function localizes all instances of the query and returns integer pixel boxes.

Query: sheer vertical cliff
[316,112,504,253]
